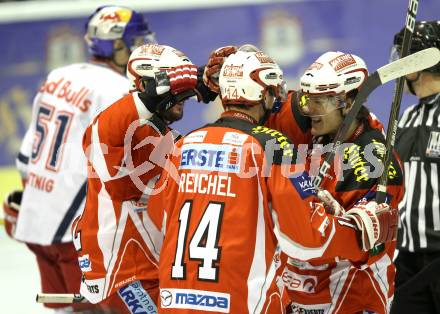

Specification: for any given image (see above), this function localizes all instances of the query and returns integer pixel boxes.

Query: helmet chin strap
[405,72,422,95]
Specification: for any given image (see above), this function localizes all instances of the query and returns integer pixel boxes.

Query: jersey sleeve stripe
[52,181,87,243]
[272,210,337,260]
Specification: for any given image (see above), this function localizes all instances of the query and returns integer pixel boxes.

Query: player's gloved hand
[193,66,218,104]
[344,201,398,251]
[2,190,22,239]
[203,45,237,94]
[167,64,198,95]
[139,67,197,114]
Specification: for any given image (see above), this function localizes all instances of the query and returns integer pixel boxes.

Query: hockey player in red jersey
[4,6,154,313]
[267,51,404,314]
[71,43,219,313]
[152,49,400,314]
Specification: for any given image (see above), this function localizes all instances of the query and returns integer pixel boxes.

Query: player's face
[310,108,344,136]
[298,93,346,136]
[162,101,185,123]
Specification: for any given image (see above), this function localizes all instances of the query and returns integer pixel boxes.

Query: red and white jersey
[72,92,177,304]
[153,112,373,314]
[268,93,404,314]
[15,62,128,245]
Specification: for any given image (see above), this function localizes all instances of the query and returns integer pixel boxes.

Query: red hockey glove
[203,45,237,93]
[3,190,22,239]
[167,64,198,95]
[344,201,398,251]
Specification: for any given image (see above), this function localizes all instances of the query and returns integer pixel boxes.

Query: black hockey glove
[194,66,219,104]
[139,73,196,114]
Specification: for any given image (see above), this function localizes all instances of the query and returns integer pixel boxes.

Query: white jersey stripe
[328,260,351,313]
[418,162,427,248]
[105,203,129,298]
[431,163,440,231]
[247,144,268,313]
[404,108,419,128]
[405,161,418,252]
[398,105,415,128]
[96,186,118,292]
[333,269,358,313]
[426,105,437,127]
[273,214,336,260]
[91,121,112,182]
[399,162,410,247]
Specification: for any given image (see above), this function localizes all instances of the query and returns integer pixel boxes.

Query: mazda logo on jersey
[289,171,316,199]
[160,288,230,313]
[180,143,241,173]
[160,290,173,307]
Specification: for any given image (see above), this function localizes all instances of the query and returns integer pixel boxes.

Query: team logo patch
[78,255,92,272]
[329,53,356,72]
[160,288,230,313]
[180,143,241,173]
[289,172,316,199]
[426,131,440,158]
[118,281,157,314]
[222,65,244,78]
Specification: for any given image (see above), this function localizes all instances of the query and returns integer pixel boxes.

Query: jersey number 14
[171,201,224,282]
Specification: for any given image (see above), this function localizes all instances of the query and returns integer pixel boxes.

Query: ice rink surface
[1,228,51,313]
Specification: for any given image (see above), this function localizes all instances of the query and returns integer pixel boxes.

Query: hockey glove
[344,201,398,251]
[3,190,22,239]
[167,64,198,95]
[203,45,237,94]
[139,66,198,114]
[194,66,218,104]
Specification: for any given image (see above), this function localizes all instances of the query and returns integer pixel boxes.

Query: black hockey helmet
[393,21,440,73]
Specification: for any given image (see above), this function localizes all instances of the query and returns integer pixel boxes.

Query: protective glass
[297,92,346,117]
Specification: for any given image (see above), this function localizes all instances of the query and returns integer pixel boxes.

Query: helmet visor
[297,92,346,117]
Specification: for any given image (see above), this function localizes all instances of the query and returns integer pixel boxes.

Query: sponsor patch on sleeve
[289,171,316,199]
[78,254,92,272]
[118,281,157,314]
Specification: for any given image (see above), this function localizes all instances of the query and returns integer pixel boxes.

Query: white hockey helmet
[219,50,286,107]
[127,44,194,92]
[299,51,368,116]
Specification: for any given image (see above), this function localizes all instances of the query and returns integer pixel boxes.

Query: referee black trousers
[391,250,440,314]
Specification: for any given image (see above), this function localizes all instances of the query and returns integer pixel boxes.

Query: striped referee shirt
[396,92,440,252]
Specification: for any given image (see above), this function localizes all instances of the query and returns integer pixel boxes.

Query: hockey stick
[375,0,418,203]
[312,47,440,190]
[36,293,88,304]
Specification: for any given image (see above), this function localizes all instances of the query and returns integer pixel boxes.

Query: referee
[391,21,440,314]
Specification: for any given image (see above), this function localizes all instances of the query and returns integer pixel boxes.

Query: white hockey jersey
[15,62,129,245]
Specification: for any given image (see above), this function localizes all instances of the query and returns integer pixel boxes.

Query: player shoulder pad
[206,117,297,165]
[336,127,403,192]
